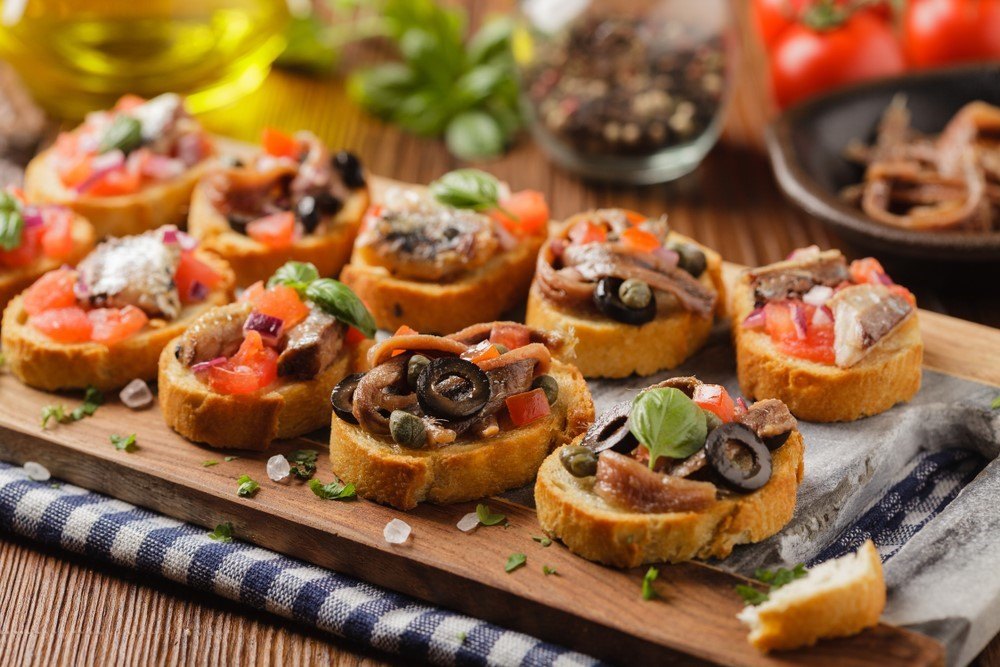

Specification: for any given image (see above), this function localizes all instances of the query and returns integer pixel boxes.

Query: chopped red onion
[243,311,284,346]
[875,271,893,286]
[188,280,209,302]
[141,154,185,180]
[161,226,198,250]
[742,307,766,329]
[789,302,808,340]
[812,305,834,327]
[191,356,227,373]
[22,207,44,228]
[651,246,680,268]
[119,378,154,409]
[74,150,125,193]
[802,285,834,307]
[176,133,208,167]
[735,397,749,417]
[786,245,821,261]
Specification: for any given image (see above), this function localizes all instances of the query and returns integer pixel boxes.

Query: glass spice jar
[514,0,736,184]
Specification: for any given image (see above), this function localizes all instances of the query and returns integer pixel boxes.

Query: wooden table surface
[2,2,999,665]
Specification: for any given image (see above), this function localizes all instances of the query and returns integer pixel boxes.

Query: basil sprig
[267,261,319,294]
[266,261,376,338]
[98,115,143,154]
[429,169,502,212]
[629,387,707,469]
[0,191,24,251]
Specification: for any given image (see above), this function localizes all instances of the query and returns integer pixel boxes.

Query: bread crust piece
[534,431,805,567]
[187,178,370,287]
[339,234,545,335]
[738,540,885,652]
[524,232,725,378]
[328,359,594,510]
[730,272,923,422]
[0,212,95,312]
[0,252,233,391]
[24,147,213,238]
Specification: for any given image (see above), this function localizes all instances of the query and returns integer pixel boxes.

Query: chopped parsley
[224,456,238,462]
[531,534,552,547]
[991,395,1000,410]
[308,477,356,500]
[735,585,770,606]
[505,552,526,573]
[236,475,260,498]
[287,449,319,479]
[110,433,137,452]
[40,404,67,429]
[476,503,506,526]
[207,522,234,542]
[202,460,220,467]
[736,563,809,606]
[542,565,558,576]
[40,386,104,429]
[642,567,659,600]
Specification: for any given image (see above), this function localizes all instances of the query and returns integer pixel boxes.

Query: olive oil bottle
[0,0,289,118]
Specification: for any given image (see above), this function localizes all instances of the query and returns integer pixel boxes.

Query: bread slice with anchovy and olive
[187,132,370,287]
[327,322,594,510]
[524,209,726,379]
[339,177,548,334]
[731,247,922,422]
[24,94,216,238]
[534,377,804,567]
[2,229,234,391]
[158,264,376,450]
[738,540,886,652]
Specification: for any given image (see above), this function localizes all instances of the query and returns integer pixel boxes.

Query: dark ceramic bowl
[765,64,1000,262]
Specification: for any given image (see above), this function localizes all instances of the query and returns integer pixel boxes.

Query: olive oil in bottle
[0,0,289,118]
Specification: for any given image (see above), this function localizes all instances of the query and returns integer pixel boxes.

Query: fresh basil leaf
[305,278,376,338]
[395,89,452,136]
[476,503,506,526]
[110,433,137,452]
[348,63,420,118]
[454,64,508,108]
[532,534,552,547]
[735,584,769,606]
[236,474,260,498]
[308,477,356,500]
[467,17,514,66]
[98,115,143,154]
[207,521,234,542]
[642,566,659,600]
[0,192,24,251]
[276,15,339,73]
[542,565,557,576]
[429,168,502,211]
[267,261,319,294]
[504,552,526,573]
[629,387,708,469]
[445,111,505,161]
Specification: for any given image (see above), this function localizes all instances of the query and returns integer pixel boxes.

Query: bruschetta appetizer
[24,93,215,238]
[0,187,95,312]
[187,128,370,287]
[732,246,922,422]
[158,261,375,450]
[328,321,594,510]
[1,226,233,390]
[535,377,804,567]
[340,169,549,334]
[525,208,725,378]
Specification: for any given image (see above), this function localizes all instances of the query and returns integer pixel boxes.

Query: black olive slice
[296,195,321,233]
[763,431,791,450]
[593,277,655,325]
[416,357,490,419]
[582,400,637,454]
[705,422,772,492]
[332,151,366,188]
[331,372,365,424]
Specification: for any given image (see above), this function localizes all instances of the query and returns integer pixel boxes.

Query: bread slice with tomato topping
[1,227,233,391]
[731,247,922,422]
[524,209,725,379]
[187,129,370,288]
[327,322,594,510]
[534,378,804,567]
[24,94,215,238]
[339,174,549,334]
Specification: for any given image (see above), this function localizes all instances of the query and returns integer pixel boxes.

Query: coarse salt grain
[24,461,50,482]
[384,518,411,544]
[266,454,290,482]
[457,512,480,532]
[119,379,153,409]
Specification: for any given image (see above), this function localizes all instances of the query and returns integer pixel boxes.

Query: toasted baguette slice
[534,431,804,567]
[24,147,214,238]
[187,178,370,287]
[738,540,886,652]
[524,233,725,378]
[0,252,233,391]
[730,273,922,422]
[340,234,545,335]
[0,212,95,312]
[328,359,594,510]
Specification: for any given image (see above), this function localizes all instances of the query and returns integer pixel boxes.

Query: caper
[494,343,509,355]
[532,374,559,406]
[560,445,598,478]
[618,279,652,310]
[670,242,707,278]
[406,354,430,389]
[703,408,723,433]
[389,410,426,448]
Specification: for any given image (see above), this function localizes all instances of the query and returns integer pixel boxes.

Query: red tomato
[491,190,549,237]
[208,331,278,395]
[904,0,1000,68]
[88,306,149,345]
[770,12,904,109]
[247,212,296,250]
[254,284,309,329]
[461,340,501,366]
[57,153,93,189]
[175,252,222,303]
[393,325,419,337]
[40,208,75,260]
[764,301,835,364]
[568,220,607,246]
[693,384,736,422]
[753,0,893,50]
[0,225,42,268]
[489,323,531,350]
[261,127,300,159]
[620,227,661,253]
[345,326,367,345]
[849,257,888,285]
[30,307,93,343]
[87,167,143,197]
[505,388,552,426]
[240,281,266,304]
[23,269,78,315]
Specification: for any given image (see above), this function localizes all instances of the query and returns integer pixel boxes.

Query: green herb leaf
[98,115,143,154]
[629,387,708,469]
[991,395,1000,410]
[202,460,220,467]
[505,552,526,573]
[445,111,505,161]
[287,449,319,480]
[305,278,376,338]
[236,474,260,498]
[308,477,357,500]
[542,565,557,576]
[429,169,502,212]
[110,433,137,453]
[532,535,553,547]
[476,503,506,526]
[40,404,67,429]
[754,563,808,590]
[456,631,467,643]
[735,584,769,606]
[267,261,319,294]
[642,566,659,600]
[207,522,234,542]
[224,456,238,462]
[467,17,514,66]
[0,191,24,252]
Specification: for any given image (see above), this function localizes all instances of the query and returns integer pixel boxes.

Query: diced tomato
[40,208,75,260]
[764,301,835,365]
[567,220,607,246]
[693,384,736,423]
[84,166,142,197]
[764,301,803,341]
[489,323,530,350]
[393,325,419,337]
[57,154,94,189]
[175,252,222,304]
[345,326,366,345]
[849,257,888,286]
[30,307,93,343]
[622,210,647,225]
[246,212,295,250]
[253,284,309,329]
[505,388,551,427]
[240,281,266,304]
[88,305,148,345]
[620,226,661,253]
[461,340,501,366]
[0,225,42,268]
[114,94,146,112]
[261,127,300,159]
[491,190,549,237]
[23,269,78,315]
[208,330,278,395]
